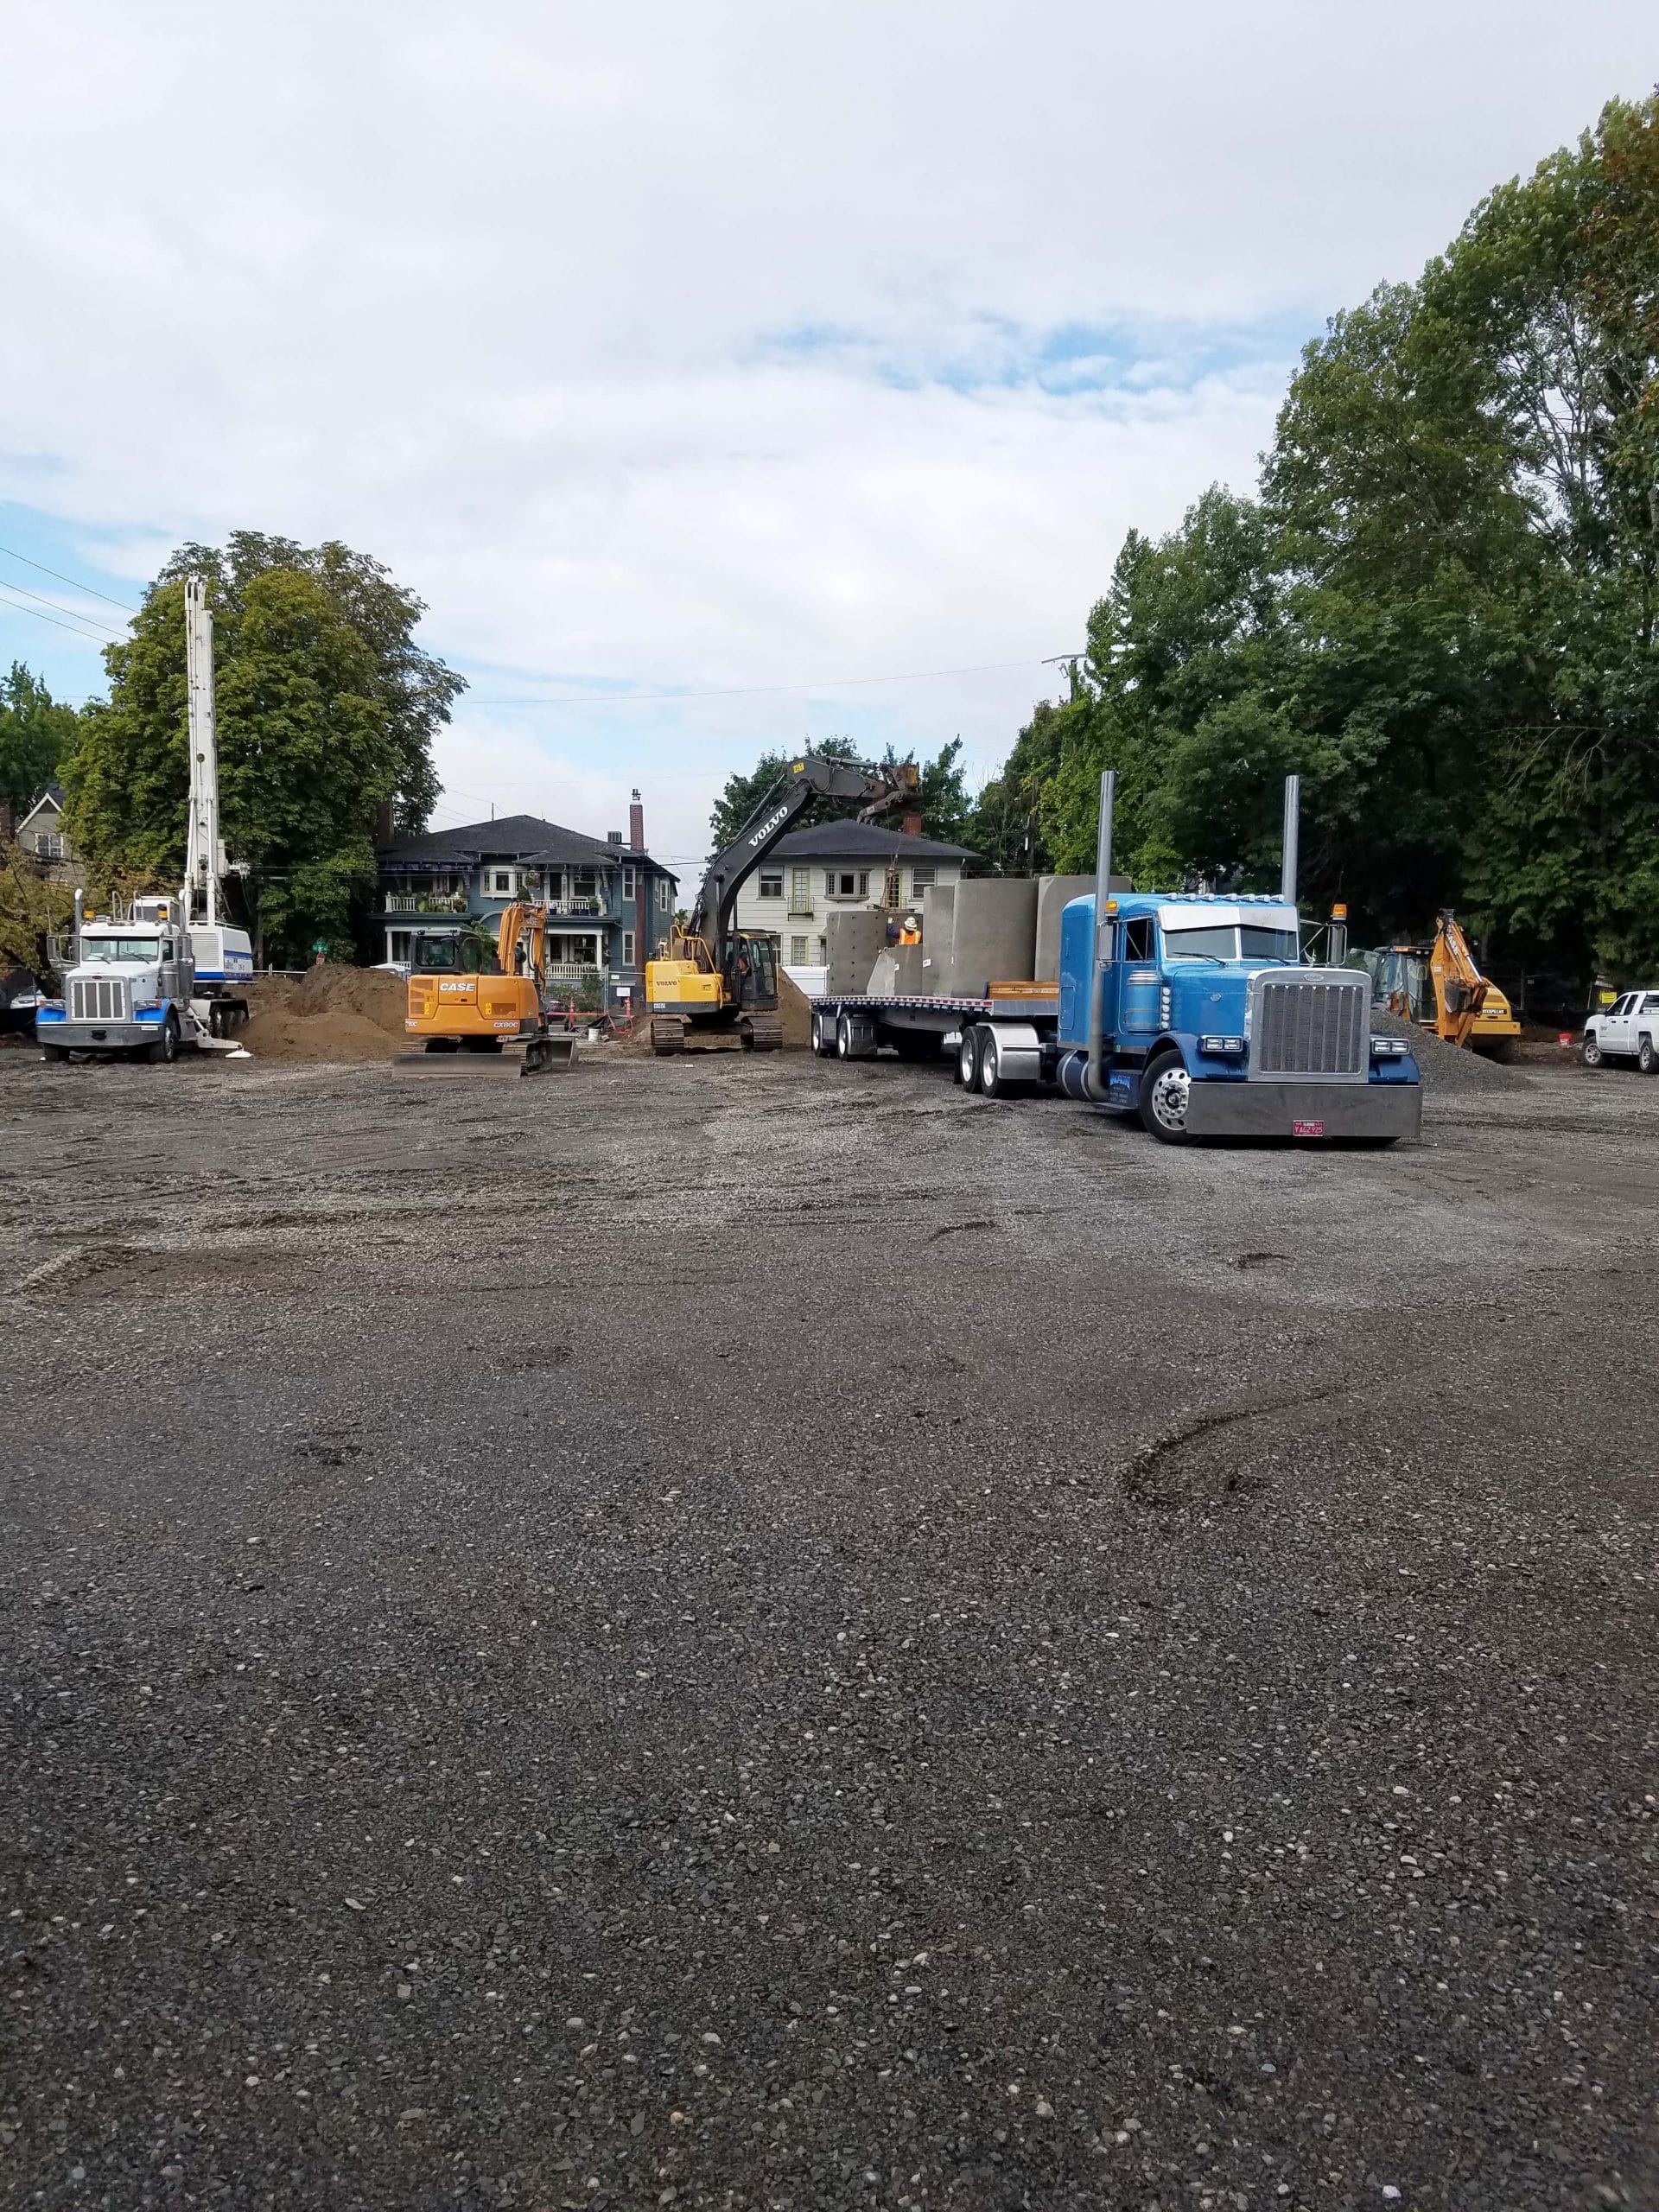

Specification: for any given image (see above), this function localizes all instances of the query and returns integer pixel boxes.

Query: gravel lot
[3,1047,1656,2212]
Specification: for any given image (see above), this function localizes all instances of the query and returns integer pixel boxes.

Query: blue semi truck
[809,772,1422,1147]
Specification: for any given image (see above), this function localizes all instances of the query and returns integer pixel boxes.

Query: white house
[12,785,76,877]
[731,820,974,971]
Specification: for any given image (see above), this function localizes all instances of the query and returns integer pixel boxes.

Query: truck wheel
[956,1027,980,1087]
[810,1013,833,1056]
[149,1012,181,1065]
[1638,1036,1657,1076]
[1580,1036,1604,1069]
[40,1043,65,1063]
[1139,1047,1192,1144]
[976,1028,1014,1099]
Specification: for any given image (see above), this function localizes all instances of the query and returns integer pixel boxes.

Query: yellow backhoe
[397,901,576,1077]
[645,753,918,1055]
[1379,910,1521,1058]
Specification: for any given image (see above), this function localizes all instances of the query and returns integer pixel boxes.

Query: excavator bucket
[390,1034,579,1078]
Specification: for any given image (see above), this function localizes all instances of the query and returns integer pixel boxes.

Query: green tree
[62,536,462,963]
[0,663,80,814]
[0,842,73,982]
[709,737,862,849]
[66,568,406,963]
[993,92,1659,982]
[156,533,459,835]
[710,736,975,854]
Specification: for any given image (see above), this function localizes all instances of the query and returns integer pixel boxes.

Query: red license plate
[1292,1118,1325,1139]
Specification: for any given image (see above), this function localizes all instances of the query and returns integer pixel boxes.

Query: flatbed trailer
[810,988,1058,1097]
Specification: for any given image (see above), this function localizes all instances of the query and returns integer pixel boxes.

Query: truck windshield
[80,937,162,963]
[1239,926,1300,962]
[1161,924,1300,963]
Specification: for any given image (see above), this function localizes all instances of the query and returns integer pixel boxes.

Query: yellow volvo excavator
[645,753,918,1056]
[398,901,575,1077]
[1376,910,1521,1058]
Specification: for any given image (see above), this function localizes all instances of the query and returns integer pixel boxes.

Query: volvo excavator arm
[680,753,919,965]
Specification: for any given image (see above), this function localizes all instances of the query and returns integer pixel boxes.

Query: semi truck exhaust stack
[1281,774,1300,906]
[1084,768,1116,1101]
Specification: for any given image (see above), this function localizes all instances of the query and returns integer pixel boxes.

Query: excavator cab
[724,931,779,1012]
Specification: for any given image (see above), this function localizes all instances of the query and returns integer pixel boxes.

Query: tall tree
[997,92,1659,981]
[156,533,460,836]
[708,737,863,849]
[63,537,462,962]
[67,569,404,962]
[0,663,80,814]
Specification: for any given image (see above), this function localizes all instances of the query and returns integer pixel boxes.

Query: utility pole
[182,575,221,928]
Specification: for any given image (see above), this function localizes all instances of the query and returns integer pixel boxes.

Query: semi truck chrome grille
[1251,974,1366,1078]
[69,976,130,1022]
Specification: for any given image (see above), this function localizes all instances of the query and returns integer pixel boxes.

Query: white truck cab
[37,895,251,1064]
[1581,989,1659,1074]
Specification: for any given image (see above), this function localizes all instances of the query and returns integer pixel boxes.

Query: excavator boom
[646,753,919,1055]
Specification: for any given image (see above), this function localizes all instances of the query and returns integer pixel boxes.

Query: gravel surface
[3,1051,1656,2212]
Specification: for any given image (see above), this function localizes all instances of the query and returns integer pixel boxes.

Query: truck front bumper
[36,1018,156,1052]
[1184,1077,1422,1142]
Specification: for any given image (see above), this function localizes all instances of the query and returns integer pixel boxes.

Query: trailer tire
[1139,1046,1192,1144]
[810,1012,833,1056]
[976,1027,1012,1099]
[1638,1035,1657,1076]
[957,1026,980,1087]
[149,1012,181,1065]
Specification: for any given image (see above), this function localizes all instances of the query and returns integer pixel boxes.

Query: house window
[657,877,671,912]
[32,832,64,859]
[789,935,808,964]
[623,931,636,968]
[911,865,937,899]
[573,868,597,900]
[622,866,635,899]
[544,870,563,902]
[789,866,811,913]
[825,870,870,899]
[490,868,515,897]
[758,868,784,899]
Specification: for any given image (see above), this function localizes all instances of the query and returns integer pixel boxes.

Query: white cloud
[2,0,1652,860]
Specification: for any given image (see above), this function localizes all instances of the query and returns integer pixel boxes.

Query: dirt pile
[240,964,408,1063]
[1372,1007,1530,1092]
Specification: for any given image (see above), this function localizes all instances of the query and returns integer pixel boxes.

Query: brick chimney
[629,788,645,850]
[901,810,923,838]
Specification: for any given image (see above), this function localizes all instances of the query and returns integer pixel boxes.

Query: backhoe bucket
[391,1034,578,1079]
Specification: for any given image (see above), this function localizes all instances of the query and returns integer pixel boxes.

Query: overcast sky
[3,1,1653,869]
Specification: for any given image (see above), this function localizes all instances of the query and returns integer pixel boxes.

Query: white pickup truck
[1580,988,1659,1074]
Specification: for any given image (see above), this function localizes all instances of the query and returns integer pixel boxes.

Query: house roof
[17,784,65,829]
[767,819,974,862]
[379,813,673,878]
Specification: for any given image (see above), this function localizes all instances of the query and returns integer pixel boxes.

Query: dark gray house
[373,796,677,1005]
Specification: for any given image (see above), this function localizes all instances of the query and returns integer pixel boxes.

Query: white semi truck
[36,575,253,1065]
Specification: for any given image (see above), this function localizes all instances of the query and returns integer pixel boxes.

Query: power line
[0,540,142,613]
[0,573,125,639]
[474,654,1066,709]
[0,584,119,646]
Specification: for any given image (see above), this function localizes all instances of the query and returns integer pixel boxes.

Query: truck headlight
[1370,1036,1408,1057]
[1198,1034,1246,1056]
